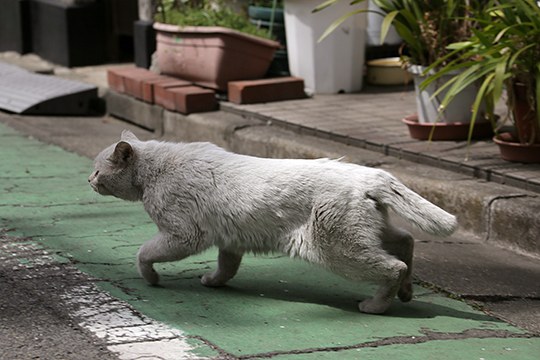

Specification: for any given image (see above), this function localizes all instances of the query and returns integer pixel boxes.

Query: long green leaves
[314,0,370,42]
[421,0,540,144]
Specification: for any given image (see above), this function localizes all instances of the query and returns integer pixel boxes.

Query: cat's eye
[94,170,99,177]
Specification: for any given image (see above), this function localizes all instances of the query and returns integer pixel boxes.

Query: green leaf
[493,55,508,102]
[313,0,340,13]
[446,41,473,50]
[317,8,369,42]
[380,11,399,45]
[468,73,496,146]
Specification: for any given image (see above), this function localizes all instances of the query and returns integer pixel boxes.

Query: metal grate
[0,61,98,115]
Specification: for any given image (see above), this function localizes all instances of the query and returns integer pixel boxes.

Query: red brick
[107,66,149,93]
[170,86,217,114]
[141,77,188,104]
[154,80,192,110]
[123,71,163,100]
[107,67,132,93]
[227,77,307,104]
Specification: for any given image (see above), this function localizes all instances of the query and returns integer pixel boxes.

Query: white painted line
[61,282,205,359]
[2,237,207,360]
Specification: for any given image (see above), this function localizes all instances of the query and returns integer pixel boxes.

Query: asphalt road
[0,235,118,360]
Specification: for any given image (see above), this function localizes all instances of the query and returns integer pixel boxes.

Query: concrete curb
[107,91,540,258]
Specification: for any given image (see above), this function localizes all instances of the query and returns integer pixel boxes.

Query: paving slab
[221,88,540,194]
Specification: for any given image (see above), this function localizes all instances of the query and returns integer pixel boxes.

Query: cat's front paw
[138,262,160,285]
[358,298,391,314]
[200,272,227,287]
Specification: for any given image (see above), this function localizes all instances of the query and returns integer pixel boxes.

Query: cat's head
[88,130,142,201]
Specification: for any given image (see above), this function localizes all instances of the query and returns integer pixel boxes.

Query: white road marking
[1,237,208,360]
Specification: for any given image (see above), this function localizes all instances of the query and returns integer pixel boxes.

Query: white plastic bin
[367,0,402,46]
[284,0,367,94]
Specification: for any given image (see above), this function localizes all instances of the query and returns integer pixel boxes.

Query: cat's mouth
[90,182,112,196]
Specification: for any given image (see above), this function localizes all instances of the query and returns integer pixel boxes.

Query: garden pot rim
[367,57,403,68]
[402,113,492,127]
[493,133,540,147]
[493,132,540,163]
[407,63,462,77]
[402,113,493,141]
[153,22,280,49]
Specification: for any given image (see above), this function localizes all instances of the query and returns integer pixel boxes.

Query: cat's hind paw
[200,272,227,287]
[398,281,413,303]
[358,298,391,314]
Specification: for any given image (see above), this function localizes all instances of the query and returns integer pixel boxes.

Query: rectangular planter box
[154,23,280,91]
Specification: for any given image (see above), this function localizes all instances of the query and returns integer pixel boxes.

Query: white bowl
[366,57,412,85]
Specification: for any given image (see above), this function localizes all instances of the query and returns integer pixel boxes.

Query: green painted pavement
[269,338,539,359]
[1,123,538,358]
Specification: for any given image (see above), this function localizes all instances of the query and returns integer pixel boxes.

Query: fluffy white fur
[89,131,458,314]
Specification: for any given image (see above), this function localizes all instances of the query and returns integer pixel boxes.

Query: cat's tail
[369,173,458,236]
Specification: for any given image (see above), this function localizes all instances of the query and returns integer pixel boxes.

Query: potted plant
[423,0,540,162]
[284,0,368,94]
[315,0,493,140]
[154,0,280,91]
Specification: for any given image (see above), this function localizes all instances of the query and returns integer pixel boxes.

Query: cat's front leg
[137,232,200,285]
[201,248,243,287]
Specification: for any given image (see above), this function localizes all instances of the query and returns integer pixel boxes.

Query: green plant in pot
[423,0,540,162]
[315,0,492,140]
[153,0,280,91]
[156,0,273,39]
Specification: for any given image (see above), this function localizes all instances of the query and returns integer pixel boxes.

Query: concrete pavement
[0,52,539,358]
[1,114,539,359]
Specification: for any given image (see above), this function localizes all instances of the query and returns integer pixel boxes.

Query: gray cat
[89,131,457,314]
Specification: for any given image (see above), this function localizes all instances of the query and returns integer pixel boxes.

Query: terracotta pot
[154,23,280,91]
[402,114,493,141]
[493,132,540,163]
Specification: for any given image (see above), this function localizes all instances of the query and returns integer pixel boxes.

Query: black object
[30,0,107,67]
[28,0,137,67]
[0,0,32,53]
[134,20,156,69]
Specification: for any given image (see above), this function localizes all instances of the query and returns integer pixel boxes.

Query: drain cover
[0,61,98,115]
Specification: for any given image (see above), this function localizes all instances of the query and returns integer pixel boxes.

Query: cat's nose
[88,170,98,183]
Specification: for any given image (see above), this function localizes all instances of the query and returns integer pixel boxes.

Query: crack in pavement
[462,294,540,302]
[236,328,534,359]
[187,335,236,360]
[0,200,120,208]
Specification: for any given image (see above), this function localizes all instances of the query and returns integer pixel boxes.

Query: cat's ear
[121,130,139,142]
[110,141,134,166]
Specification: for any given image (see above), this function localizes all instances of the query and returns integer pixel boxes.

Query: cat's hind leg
[137,232,200,285]
[382,226,414,303]
[357,254,408,314]
[201,249,243,287]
